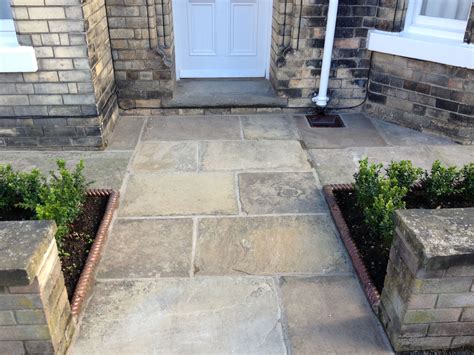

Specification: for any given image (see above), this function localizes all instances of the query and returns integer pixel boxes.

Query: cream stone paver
[201,140,311,171]
[65,113,407,354]
[107,116,146,150]
[0,151,131,189]
[97,219,194,279]
[120,173,238,216]
[71,277,287,354]
[131,141,197,172]
[194,215,349,276]
[310,145,474,184]
[280,276,393,353]
[241,114,300,140]
[238,172,326,214]
[143,115,241,141]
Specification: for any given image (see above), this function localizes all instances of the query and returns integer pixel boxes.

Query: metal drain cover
[306,113,345,128]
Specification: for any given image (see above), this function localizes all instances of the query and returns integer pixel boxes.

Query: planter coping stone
[0,220,56,286]
[394,208,474,271]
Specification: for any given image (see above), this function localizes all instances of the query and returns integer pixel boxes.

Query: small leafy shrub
[354,158,473,246]
[354,158,412,244]
[353,158,383,210]
[0,165,18,211]
[0,160,88,250]
[423,160,460,205]
[386,160,423,191]
[35,160,87,241]
[459,163,474,200]
[0,165,42,213]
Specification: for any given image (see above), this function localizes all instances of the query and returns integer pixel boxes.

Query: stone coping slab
[394,208,474,271]
[0,221,56,286]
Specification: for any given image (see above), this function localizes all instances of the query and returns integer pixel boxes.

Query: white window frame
[367,0,474,69]
[0,13,37,73]
[404,0,470,41]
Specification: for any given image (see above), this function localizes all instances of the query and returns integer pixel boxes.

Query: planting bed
[323,184,474,309]
[0,189,119,316]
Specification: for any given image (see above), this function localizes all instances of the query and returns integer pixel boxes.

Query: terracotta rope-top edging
[322,184,381,312]
[70,189,120,318]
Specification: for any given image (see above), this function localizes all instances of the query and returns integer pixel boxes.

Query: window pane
[421,0,471,20]
[0,2,13,20]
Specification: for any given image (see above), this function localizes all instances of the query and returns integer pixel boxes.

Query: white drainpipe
[312,0,339,108]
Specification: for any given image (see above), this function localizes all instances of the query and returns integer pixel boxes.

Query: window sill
[367,30,474,69]
[0,45,38,73]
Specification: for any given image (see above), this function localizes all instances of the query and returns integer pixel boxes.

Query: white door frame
[172,0,273,80]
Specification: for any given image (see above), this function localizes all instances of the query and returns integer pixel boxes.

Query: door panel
[174,0,272,78]
[187,1,216,55]
[230,2,257,55]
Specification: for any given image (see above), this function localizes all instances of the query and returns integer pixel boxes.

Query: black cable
[296,0,303,50]
[161,0,167,47]
[145,0,153,50]
[282,0,288,47]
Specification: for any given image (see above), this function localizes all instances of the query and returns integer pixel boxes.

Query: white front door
[173,0,272,78]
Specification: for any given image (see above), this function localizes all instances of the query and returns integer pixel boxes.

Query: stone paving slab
[0,151,131,189]
[238,172,326,214]
[309,145,474,185]
[71,277,286,354]
[201,140,311,171]
[241,115,300,140]
[107,116,145,150]
[142,115,241,141]
[120,173,238,216]
[194,215,348,276]
[296,113,387,149]
[369,117,455,146]
[280,276,393,354]
[97,219,193,279]
[131,141,197,173]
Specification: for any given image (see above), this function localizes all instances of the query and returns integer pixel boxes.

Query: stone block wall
[380,209,474,352]
[365,54,473,144]
[0,221,75,354]
[0,0,117,149]
[365,2,474,143]
[107,0,175,109]
[269,0,377,108]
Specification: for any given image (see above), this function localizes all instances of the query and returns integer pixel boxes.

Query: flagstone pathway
[2,112,472,354]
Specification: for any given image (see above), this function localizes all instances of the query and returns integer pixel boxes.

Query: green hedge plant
[353,158,473,246]
[0,160,88,252]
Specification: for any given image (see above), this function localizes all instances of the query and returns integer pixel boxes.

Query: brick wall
[365,2,474,143]
[107,0,175,109]
[269,0,377,108]
[380,209,474,352]
[0,0,117,149]
[365,54,473,143]
[0,221,75,354]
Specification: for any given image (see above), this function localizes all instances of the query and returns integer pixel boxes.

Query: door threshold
[162,78,288,108]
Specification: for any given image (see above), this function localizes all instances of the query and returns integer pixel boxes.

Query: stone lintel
[394,208,474,272]
[0,221,57,286]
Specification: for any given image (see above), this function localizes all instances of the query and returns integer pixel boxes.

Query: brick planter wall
[0,0,117,149]
[380,208,474,351]
[0,221,75,354]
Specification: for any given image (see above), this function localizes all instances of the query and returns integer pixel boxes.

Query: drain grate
[306,113,345,128]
